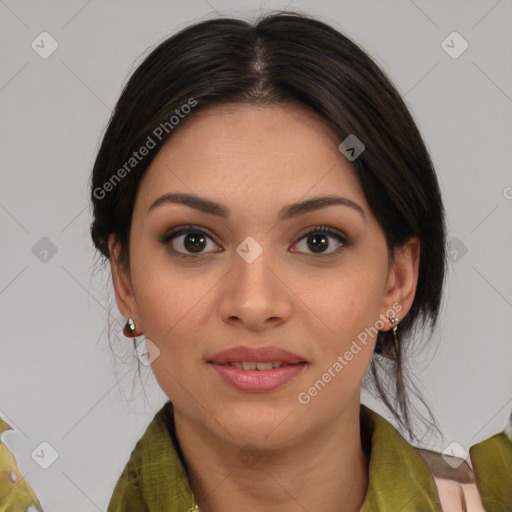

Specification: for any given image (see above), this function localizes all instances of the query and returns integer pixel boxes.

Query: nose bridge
[220,234,290,326]
[233,234,277,295]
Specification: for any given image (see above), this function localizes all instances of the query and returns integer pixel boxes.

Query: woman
[89,11,511,512]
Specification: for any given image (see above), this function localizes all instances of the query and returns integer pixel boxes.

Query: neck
[173,400,370,512]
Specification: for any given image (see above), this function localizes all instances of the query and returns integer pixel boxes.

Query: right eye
[160,225,221,259]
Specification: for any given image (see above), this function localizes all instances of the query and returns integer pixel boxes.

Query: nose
[218,240,292,331]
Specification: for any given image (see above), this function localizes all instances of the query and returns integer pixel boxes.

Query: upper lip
[208,345,307,365]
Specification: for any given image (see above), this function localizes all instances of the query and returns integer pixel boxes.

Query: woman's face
[110,103,419,448]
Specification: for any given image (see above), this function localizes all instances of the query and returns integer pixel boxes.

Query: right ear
[108,233,142,335]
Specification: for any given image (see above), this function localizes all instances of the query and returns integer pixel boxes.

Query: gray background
[1,0,511,510]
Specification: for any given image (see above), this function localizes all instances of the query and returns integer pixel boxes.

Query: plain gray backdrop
[1,0,511,510]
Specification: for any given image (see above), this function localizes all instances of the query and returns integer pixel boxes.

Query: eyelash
[160,224,350,260]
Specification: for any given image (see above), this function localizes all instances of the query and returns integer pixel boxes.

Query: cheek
[294,257,386,396]
[130,241,210,337]
[131,260,212,399]
[301,262,385,341]
[296,274,380,407]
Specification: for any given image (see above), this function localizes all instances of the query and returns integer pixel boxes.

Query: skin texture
[109,103,420,512]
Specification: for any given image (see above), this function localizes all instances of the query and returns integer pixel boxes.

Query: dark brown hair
[90,10,448,442]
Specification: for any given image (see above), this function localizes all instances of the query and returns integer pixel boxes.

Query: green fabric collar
[358,404,442,511]
[469,432,512,511]
[108,401,446,511]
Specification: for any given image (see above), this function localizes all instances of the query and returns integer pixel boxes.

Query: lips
[208,345,307,365]
[208,346,308,393]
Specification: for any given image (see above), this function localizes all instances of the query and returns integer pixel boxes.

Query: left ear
[380,236,420,327]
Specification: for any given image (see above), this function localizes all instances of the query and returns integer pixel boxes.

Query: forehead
[136,103,366,212]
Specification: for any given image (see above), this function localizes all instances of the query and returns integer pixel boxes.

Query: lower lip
[209,363,307,392]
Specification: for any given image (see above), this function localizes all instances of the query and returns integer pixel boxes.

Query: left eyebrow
[278,195,367,224]
[146,192,367,224]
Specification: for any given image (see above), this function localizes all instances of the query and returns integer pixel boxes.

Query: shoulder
[107,429,149,512]
[107,402,196,512]
[416,439,512,512]
[107,409,169,512]
[361,404,511,511]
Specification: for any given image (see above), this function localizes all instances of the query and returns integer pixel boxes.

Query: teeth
[225,361,290,370]
[256,361,274,370]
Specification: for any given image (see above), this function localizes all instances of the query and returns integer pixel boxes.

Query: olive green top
[0,418,44,512]
[470,430,512,511]
[107,401,512,511]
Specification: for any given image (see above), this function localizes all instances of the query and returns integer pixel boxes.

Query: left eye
[292,226,348,256]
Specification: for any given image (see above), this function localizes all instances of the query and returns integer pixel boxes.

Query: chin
[210,403,304,445]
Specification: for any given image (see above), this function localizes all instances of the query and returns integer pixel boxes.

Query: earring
[123,317,137,338]
[388,316,400,355]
